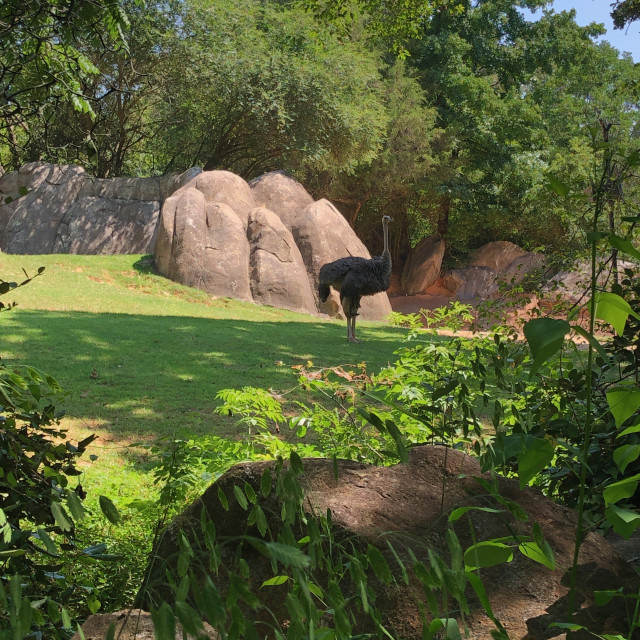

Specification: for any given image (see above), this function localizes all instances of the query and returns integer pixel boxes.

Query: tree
[21,0,173,177]
[611,0,640,29]
[0,0,129,170]
[148,0,390,178]
[304,60,440,258]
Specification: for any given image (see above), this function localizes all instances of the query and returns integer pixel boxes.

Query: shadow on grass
[2,310,415,440]
[131,254,157,275]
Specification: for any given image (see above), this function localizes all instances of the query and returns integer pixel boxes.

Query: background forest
[2,0,639,267]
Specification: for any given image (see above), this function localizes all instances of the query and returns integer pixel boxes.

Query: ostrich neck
[382,222,391,270]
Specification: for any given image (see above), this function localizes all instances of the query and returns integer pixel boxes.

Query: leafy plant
[0,270,121,638]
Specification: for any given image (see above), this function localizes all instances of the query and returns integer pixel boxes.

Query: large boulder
[70,609,217,640]
[501,251,547,287]
[137,446,638,640]
[52,197,159,254]
[247,207,317,314]
[545,259,639,302]
[170,170,257,230]
[0,163,87,253]
[156,189,252,300]
[442,265,499,299]
[469,240,527,273]
[249,170,315,229]
[401,234,445,295]
[290,199,392,320]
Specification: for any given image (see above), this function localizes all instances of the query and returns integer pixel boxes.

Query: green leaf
[151,603,175,640]
[517,437,555,488]
[261,575,289,587]
[613,444,640,474]
[260,468,272,497]
[35,528,59,556]
[66,491,85,521]
[244,482,257,504]
[367,544,393,585]
[448,506,502,523]
[594,588,624,606]
[174,601,204,638]
[603,474,640,507]
[51,502,73,532]
[618,423,640,438]
[549,622,586,631]
[252,505,268,537]
[194,578,226,627]
[463,542,513,570]
[547,176,570,197]
[571,326,607,361]
[99,496,121,524]
[308,581,324,600]
[218,487,229,511]
[429,618,462,640]
[607,387,640,429]
[289,450,304,475]
[595,292,640,336]
[518,542,555,570]
[523,318,570,374]
[609,235,640,261]
[385,419,408,463]
[87,595,101,614]
[605,504,640,539]
[259,541,311,569]
[234,485,248,510]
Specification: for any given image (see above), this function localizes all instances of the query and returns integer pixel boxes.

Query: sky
[523,1,640,61]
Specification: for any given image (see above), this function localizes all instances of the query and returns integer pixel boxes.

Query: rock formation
[0,163,392,320]
[0,162,200,254]
[247,207,317,314]
[436,241,547,301]
[136,446,638,640]
[401,234,445,295]
[155,171,391,320]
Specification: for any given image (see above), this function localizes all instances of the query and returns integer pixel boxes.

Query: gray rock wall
[0,162,200,254]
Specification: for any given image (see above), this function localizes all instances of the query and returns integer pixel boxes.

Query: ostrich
[318,215,392,342]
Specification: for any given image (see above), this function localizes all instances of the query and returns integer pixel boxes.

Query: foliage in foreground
[0,271,123,639]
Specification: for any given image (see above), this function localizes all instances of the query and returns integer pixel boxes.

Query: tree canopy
[1,0,638,264]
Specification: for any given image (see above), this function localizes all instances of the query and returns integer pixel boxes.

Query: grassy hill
[0,253,411,497]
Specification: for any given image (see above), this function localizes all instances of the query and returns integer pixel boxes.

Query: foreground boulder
[70,609,217,640]
[137,446,637,640]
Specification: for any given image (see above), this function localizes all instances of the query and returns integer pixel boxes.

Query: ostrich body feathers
[318,215,392,341]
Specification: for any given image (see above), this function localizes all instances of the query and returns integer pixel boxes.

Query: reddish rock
[401,234,445,295]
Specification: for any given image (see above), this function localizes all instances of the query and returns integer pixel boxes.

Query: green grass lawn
[1,253,411,500]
